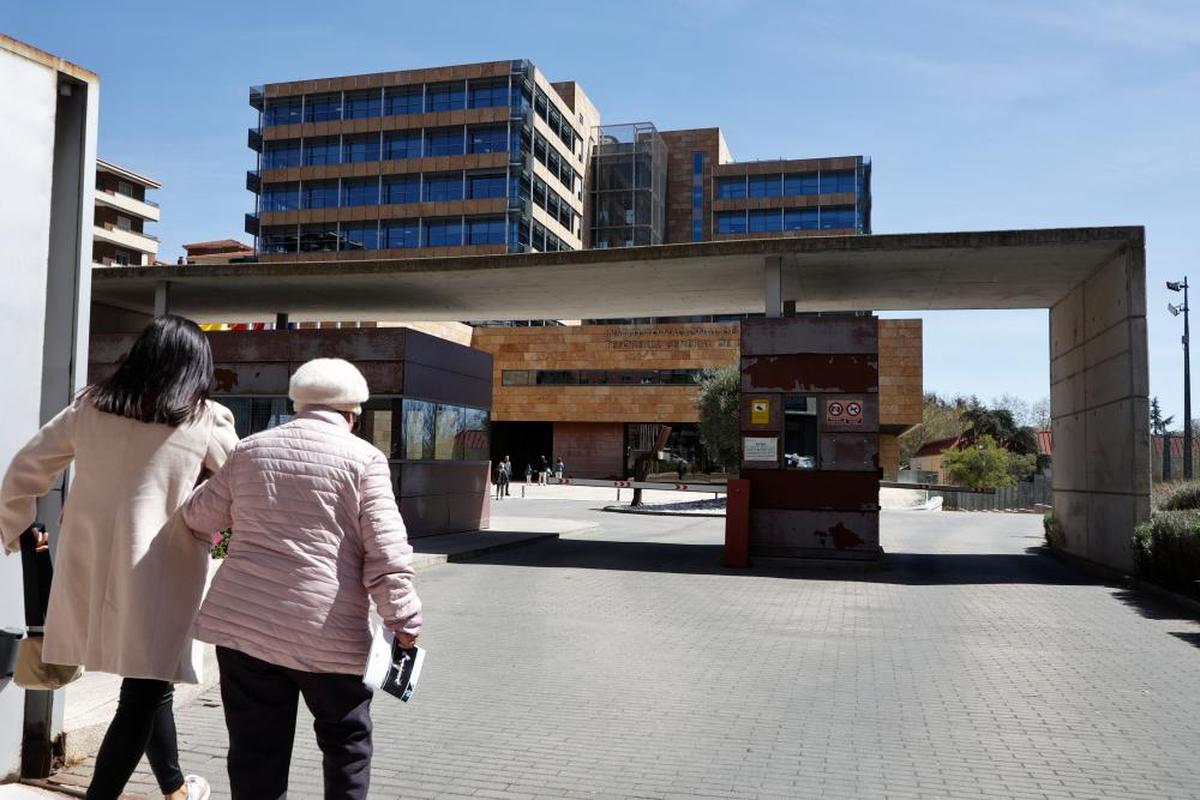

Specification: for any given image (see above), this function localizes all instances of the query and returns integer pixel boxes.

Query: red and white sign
[826,398,864,424]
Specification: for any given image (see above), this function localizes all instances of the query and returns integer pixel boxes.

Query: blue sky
[4,0,1197,419]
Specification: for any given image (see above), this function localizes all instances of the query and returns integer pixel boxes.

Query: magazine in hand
[363,626,424,703]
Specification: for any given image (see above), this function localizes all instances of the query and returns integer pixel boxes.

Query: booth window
[783,395,818,469]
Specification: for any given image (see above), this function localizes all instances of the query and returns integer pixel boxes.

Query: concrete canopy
[91,226,1142,322]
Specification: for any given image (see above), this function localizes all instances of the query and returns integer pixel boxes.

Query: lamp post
[1168,278,1192,480]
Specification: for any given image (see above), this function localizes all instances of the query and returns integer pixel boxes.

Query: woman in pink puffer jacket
[182,358,421,800]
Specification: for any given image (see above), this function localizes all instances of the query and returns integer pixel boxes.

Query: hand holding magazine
[363,626,424,702]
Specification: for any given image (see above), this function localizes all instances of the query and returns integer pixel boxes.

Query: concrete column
[1049,243,1150,573]
[764,256,782,318]
[153,280,171,317]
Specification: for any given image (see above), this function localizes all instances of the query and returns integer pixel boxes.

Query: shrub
[1043,513,1063,548]
[1157,482,1200,511]
[1133,511,1200,595]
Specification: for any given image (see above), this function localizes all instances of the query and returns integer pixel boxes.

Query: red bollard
[724,479,750,568]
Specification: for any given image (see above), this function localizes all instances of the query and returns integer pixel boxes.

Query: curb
[601,505,725,518]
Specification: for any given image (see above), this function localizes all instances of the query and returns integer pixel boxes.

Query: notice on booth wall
[750,398,771,425]
[743,436,778,462]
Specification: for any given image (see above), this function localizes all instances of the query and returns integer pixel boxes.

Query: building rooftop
[97,158,161,189]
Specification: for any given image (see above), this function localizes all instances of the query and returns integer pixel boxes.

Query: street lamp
[1168,278,1192,480]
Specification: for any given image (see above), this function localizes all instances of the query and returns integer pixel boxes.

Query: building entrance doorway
[491,421,553,481]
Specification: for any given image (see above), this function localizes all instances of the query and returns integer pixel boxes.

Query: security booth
[89,327,493,537]
[738,315,882,562]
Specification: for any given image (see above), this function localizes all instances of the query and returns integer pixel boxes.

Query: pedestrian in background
[501,455,513,497]
[554,457,565,480]
[538,454,550,485]
[524,463,533,484]
[494,459,509,500]
[183,358,422,800]
[0,315,237,800]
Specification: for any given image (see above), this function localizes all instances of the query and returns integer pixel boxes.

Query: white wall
[0,39,97,780]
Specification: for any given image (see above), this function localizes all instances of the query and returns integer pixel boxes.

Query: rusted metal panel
[749,510,881,558]
[211,363,291,394]
[742,468,879,511]
[351,361,403,395]
[207,331,291,362]
[288,328,407,362]
[741,354,879,393]
[741,316,878,356]
[819,434,880,472]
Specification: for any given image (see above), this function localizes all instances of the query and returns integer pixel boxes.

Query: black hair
[84,315,213,426]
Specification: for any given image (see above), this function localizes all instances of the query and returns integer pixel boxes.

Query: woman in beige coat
[0,315,237,800]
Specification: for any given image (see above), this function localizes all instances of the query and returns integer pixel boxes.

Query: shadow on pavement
[458,537,1107,586]
[1111,587,1200,623]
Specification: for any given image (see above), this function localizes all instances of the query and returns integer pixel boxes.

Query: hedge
[1133,510,1200,595]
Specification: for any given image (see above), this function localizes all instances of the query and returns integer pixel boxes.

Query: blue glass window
[426,127,464,157]
[304,94,341,122]
[263,140,301,169]
[716,177,746,199]
[303,137,339,166]
[467,216,506,245]
[260,226,296,253]
[820,206,857,229]
[301,181,339,209]
[424,219,463,247]
[341,178,378,207]
[344,90,381,120]
[383,176,420,205]
[340,223,378,250]
[468,173,507,199]
[748,209,782,233]
[784,173,819,196]
[383,220,420,249]
[468,125,508,154]
[784,208,819,231]
[820,171,856,194]
[692,152,705,242]
[469,79,508,109]
[748,175,782,198]
[342,134,380,164]
[385,86,423,116]
[426,82,465,112]
[423,173,463,202]
[264,97,302,127]
[261,183,299,212]
[717,211,747,235]
[383,131,423,160]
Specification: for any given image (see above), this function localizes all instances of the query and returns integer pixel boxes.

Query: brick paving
[56,503,1200,799]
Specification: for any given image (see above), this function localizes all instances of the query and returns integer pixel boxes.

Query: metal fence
[934,474,1052,511]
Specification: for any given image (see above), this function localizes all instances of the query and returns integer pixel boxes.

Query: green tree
[899,392,968,463]
[695,367,740,471]
[941,435,1015,489]
[1151,396,1174,436]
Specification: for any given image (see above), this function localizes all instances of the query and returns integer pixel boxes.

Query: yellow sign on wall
[751,398,771,425]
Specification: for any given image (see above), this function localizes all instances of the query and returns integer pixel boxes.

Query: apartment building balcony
[94,187,161,222]
[94,222,159,256]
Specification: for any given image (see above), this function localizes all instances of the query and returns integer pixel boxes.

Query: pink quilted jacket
[182,407,422,675]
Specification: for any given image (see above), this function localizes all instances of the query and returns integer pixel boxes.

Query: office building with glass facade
[246,60,599,260]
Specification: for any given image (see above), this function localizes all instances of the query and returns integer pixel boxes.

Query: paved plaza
[53,496,1200,799]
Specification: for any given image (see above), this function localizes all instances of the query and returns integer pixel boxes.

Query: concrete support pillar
[153,280,171,317]
[275,312,289,330]
[764,256,782,318]
[1049,243,1150,572]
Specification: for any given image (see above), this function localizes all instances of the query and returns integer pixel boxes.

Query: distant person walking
[554,457,565,480]
[524,463,533,484]
[0,315,237,800]
[182,358,422,800]
[538,454,550,485]
[501,455,513,497]
[494,459,509,500]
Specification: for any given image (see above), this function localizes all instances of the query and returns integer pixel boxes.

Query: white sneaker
[183,774,211,800]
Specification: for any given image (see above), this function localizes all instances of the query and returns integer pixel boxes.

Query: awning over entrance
[91,226,1142,322]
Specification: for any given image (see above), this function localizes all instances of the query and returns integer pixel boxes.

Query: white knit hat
[289,358,369,415]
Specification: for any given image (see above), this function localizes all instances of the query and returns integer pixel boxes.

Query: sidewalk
[47,514,591,796]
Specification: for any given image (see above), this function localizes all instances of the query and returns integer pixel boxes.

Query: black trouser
[217,646,374,800]
[86,678,184,799]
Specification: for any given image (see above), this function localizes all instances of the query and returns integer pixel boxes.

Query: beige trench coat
[0,399,237,683]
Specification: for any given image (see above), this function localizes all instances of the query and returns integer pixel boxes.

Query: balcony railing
[244,213,259,236]
[97,187,160,209]
[248,127,263,152]
[246,170,261,193]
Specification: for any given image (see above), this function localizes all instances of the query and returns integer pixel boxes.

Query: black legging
[86,678,184,799]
